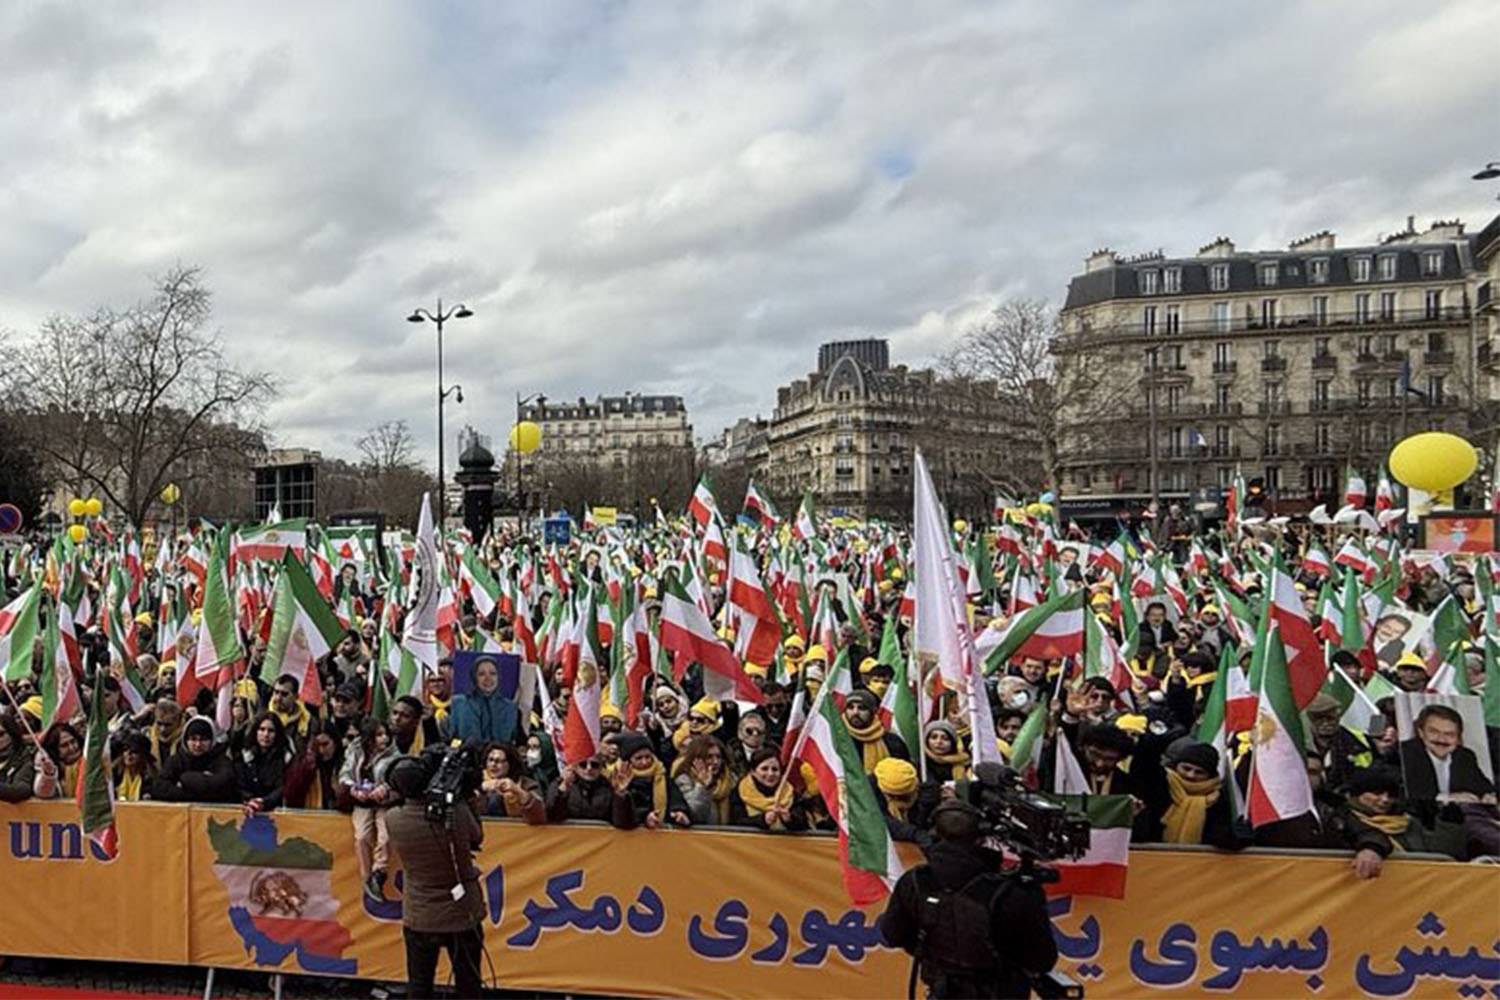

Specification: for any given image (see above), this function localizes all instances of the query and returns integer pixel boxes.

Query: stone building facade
[761,339,1038,520]
[1054,216,1495,510]
[519,393,694,464]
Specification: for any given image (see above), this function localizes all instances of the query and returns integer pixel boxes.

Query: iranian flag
[876,616,920,756]
[793,492,817,542]
[1006,699,1049,784]
[1082,602,1132,701]
[743,480,780,529]
[261,554,346,707]
[1051,795,1133,898]
[788,655,905,904]
[660,573,762,704]
[0,584,42,683]
[560,587,604,766]
[459,549,502,618]
[1302,539,1331,579]
[1375,468,1398,514]
[78,665,118,859]
[1246,620,1316,828]
[234,519,309,565]
[512,588,538,664]
[1091,532,1127,578]
[981,588,1086,674]
[1198,644,1249,819]
[1343,465,1367,509]
[728,542,782,668]
[38,600,81,730]
[1267,562,1324,708]
[687,476,720,528]
[192,529,242,729]
[1333,538,1373,577]
[401,494,440,677]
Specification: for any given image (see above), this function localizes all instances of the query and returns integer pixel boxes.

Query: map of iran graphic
[207,815,357,975]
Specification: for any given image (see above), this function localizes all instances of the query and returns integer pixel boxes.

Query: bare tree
[356,419,416,473]
[10,267,276,528]
[942,298,1133,493]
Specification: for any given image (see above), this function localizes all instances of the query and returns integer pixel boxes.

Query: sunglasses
[577,760,602,771]
[742,728,765,737]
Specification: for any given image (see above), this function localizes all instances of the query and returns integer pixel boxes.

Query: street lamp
[407,299,472,517]
[514,392,547,533]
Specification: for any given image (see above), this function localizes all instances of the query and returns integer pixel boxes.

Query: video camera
[963,762,1092,882]
[416,741,483,826]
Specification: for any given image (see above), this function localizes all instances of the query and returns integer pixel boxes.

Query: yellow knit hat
[601,702,623,721]
[743,662,768,679]
[690,698,721,722]
[804,644,827,664]
[858,657,880,676]
[20,695,43,719]
[874,758,919,797]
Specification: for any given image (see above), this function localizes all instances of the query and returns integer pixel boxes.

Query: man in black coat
[1399,704,1495,801]
[880,801,1057,999]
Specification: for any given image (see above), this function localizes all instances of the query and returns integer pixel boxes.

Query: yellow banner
[4,801,1498,998]
[590,506,617,526]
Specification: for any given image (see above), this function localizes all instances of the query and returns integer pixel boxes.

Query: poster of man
[1372,609,1432,669]
[1393,692,1495,802]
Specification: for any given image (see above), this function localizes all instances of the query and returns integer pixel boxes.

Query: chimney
[1085,248,1118,273]
[1196,236,1236,258]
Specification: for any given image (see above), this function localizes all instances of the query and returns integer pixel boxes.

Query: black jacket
[152,744,238,803]
[545,776,615,822]
[234,745,292,810]
[1398,738,1495,802]
[880,842,1057,999]
[610,772,691,829]
[0,749,35,802]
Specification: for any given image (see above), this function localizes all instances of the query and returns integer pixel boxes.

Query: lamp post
[515,392,547,533]
[407,299,472,518]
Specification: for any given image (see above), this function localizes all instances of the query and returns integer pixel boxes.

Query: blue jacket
[447,689,521,745]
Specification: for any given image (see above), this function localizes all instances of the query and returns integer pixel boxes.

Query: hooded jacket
[152,719,237,803]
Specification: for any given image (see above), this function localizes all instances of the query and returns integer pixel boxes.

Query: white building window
[1258,262,1279,286]
[1379,291,1397,321]
[1213,301,1230,332]
[1353,256,1372,282]
[1163,267,1181,293]
[1312,295,1328,324]
[1422,251,1442,276]
[1142,306,1158,335]
[1140,270,1159,295]
[1210,264,1230,291]
[1260,298,1278,326]
[1308,258,1329,284]
[1378,254,1396,280]
[1425,289,1442,318]
[1165,305,1181,334]
[1354,293,1371,323]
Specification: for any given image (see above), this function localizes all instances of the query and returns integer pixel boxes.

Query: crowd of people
[0,490,1496,898]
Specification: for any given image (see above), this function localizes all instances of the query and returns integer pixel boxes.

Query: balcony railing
[1261,356,1288,372]
[1212,360,1237,375]
[1058,304,1473,348]
[1257,399,1292,415]
[1423,350,1454,366]
[1311,354,1337,370]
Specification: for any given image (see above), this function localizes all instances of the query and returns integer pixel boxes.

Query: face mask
[525,749,542,766]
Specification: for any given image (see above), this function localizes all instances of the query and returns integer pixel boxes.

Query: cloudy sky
[2,0,1496,469]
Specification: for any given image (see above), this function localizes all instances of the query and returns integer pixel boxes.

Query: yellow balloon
[889,567,904,581]
[68,524,87,543]
[84,498,103,517]
[68,498,86,518]
[509,421,542,455]
[952,519,968,534]
[1388,432,1478,493]
[160,483,181,505]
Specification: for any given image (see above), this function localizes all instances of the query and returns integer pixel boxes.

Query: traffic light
[1246,477,1268,507]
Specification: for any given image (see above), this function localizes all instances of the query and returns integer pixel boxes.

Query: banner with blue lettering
[2,801,1496,998]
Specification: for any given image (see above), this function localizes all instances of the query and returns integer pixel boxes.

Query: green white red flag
[1246,620,1316,828]
[659,572,761,704]
[261,553,346,707]
[0,584,42,683]
[78,661,118,859]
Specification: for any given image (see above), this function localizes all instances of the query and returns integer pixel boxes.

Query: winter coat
[152,743,238,803]
[446,689,521,745]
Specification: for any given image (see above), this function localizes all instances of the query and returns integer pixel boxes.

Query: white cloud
[1,0,1495,476]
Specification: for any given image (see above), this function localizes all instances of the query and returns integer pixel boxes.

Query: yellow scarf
[1090,771,1118,795]
[428,696,450,725]
[149,723,182,765]
[273,702,312,738]
[1162,769,1222,844]
[402,725,426,756]
[925,749,970,780]
[632,758,669,816]
[118,769,143,802]
[885,790,916,822]
[1351,805,1409,853]
[736,775,793,823]
[997,738,1013,763]
[845,718,890,775]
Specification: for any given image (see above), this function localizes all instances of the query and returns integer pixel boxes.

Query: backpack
[912,864,1004,982]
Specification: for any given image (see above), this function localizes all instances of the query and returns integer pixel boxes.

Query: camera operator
[385,756,486,999]
[879,800,1057,999]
